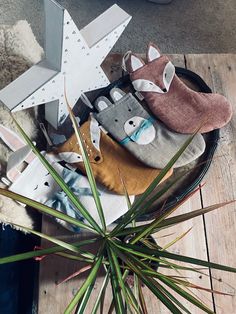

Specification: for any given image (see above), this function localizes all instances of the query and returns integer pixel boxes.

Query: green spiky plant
[0,107,235,314]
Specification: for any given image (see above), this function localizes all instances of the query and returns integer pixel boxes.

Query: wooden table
[38,54,236,314]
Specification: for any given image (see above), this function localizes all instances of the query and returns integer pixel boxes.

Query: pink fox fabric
[125,43,232,134]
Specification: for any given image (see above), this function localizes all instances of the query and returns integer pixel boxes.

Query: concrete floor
[0,0,236,54]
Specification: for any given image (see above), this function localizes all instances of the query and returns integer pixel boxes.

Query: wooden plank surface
[38,54,236,313]
[185,54,236,314]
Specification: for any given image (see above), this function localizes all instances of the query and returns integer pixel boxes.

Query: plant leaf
[166,277,234,296]
[112,245,182,314]
[108,244,142,314]
[120,244,212,314]
[7,222,94,259]
[12,116,103,234]
[0,238,98,264]
[161,227,193,251]
[115,200,234,237]
[149,278,192,314]
[120,242,236,273]
[156,274,214,313]
[109,249,126,314]
[91,270,110,314]
[138,279,148,314]
[75,283,95,314]
[66,94,106,231]
[64,252,103,314]
[0,188,94,233]
[58,265,92,285]
[111,130,200,236]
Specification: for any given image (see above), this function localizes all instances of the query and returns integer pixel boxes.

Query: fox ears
[125,43,161,73]
[147,43,161,62]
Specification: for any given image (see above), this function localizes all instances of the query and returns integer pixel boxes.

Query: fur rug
[0,20,44,169]
[0,20,44,230]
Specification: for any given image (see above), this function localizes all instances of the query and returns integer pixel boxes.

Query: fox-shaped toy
[56,115,173,195]
[125,43,232,134]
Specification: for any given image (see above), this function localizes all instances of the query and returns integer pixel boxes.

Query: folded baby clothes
[45,167,135,228]
[94,88,206,168]
[56,116,173,195]
[125,43,232,134]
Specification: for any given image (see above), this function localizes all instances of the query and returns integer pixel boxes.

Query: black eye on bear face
[115,119,118,122]
[44,182,49,187]
[128,108,131,112]
[129,120,134,125]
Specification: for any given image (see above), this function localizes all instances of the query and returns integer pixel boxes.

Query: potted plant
[0,109,235,314]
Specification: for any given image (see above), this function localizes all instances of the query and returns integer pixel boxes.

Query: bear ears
[124,43,161,73]
[94,88,126,112]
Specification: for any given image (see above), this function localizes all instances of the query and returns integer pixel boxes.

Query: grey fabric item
[94,88,206,168]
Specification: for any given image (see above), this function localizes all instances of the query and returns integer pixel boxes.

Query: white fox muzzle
[132,61,175,94]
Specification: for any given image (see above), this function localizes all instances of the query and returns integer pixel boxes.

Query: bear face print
[123,116,156,145]
[94,88,206,169]
[94,90,156,147]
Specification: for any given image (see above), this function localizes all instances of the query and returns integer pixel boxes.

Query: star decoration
[0,0,131,128]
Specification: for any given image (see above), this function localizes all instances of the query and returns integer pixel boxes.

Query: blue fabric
[46,168,98,233]
[120,117,155,145]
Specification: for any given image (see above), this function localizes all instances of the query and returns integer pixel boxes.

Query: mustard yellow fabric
[56,120,173,195]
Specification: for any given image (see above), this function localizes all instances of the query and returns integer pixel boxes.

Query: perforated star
[0,0,131,128]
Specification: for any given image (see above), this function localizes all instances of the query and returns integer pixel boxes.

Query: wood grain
[185,54,236,314]
[38,54,235,314]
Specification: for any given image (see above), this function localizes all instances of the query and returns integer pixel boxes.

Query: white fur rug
[0,20,44,169]
[0,20,44,230]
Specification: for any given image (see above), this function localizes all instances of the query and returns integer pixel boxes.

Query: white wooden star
[0,0,131,129]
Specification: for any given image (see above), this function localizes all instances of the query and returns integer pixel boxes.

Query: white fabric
[58,152,83,163]
[90,116,101,151]
[133,79,165,93]
[130,55,144,71]
[0,20,43,229]
[132,61,175,94]
[148,45,161,61]
[124,116,156,145]
[9,153,134,230]
[163,61,175,92]
[9,153,63,205]
[76,176,134,227]
[0,182,34,232]
[0,20,43,167]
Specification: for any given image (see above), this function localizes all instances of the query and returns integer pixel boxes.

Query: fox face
[95,90,156,146]
[125,43,175,94]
